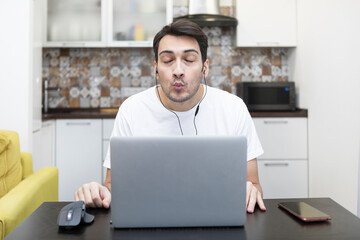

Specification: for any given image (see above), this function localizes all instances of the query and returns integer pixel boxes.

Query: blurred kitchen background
[0,0,359,216]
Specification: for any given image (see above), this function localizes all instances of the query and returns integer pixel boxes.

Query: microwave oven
[236,82,296,111]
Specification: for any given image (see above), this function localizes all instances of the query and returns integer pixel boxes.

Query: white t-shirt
[103,85,263,168]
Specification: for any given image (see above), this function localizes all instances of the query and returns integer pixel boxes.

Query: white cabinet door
[103,119,115,140]
[258,160,308,199]
[107,0,172,47]
[236,0,297,47]
[32,120,56,172]
[254,117,308,199]
[254,118,307,159]
[56,119,102,201]
[42,0,107,47]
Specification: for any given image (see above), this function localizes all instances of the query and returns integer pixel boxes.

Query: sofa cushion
[0,130,22,198]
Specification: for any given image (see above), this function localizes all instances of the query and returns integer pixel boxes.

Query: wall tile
[43,25,291,109]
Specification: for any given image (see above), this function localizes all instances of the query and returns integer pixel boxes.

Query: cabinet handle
[66,122,91,126]
[32,129,41,133]
[264,162,289,167]
[42,122,53,128]
[264,120,288,124]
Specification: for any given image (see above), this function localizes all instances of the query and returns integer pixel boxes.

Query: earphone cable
[156,82,184,135]
[193,77,208,135]
[155,66,207,136]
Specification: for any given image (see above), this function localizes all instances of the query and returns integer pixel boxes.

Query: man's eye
[185,59,194,63]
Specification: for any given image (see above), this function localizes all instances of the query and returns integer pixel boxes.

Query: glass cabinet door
[45,0,105,46]
[110,0,169,46]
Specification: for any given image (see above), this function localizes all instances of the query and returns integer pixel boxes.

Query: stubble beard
[161,78,201,103]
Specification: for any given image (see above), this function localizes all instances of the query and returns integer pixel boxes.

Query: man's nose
[173,60,184,79]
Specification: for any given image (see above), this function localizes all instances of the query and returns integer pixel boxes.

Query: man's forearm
[103,168,112,192]
[103,182,111,192]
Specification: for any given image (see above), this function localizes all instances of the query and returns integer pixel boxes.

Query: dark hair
[153,19,208,64]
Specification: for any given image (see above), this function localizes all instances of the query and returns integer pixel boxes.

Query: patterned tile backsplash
[43,29,290,110]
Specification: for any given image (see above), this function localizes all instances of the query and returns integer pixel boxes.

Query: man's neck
[157,84,204,112]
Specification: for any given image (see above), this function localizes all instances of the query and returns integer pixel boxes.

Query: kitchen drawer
[258,159,308,199]
[253,118,308,159]
[102,119,115,140]
[56,119,102,201]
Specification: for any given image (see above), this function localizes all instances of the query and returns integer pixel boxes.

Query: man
[75,19,266,214]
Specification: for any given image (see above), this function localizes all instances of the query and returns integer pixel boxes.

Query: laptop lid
[110,136,247,228]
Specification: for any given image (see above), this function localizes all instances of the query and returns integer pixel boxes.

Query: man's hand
[246,181,266,213]
[75,182,111,208]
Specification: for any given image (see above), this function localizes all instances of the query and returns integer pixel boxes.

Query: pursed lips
[172,79,186,90]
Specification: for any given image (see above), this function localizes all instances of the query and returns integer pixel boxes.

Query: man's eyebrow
[159,50,174,55]
[159,49,199,56]
[184,49,199,55]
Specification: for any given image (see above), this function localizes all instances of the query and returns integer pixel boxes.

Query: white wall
[358,141,360,216]
[295,0,360,214]
[0,0,33,152]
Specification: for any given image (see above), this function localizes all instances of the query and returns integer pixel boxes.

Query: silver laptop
[110,136,247,228]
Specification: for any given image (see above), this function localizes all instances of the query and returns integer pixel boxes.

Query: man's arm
[103,168,112,192]
[74,168,112,208]
[246,158,266,213]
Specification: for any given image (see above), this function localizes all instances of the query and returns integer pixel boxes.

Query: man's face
[155,35,208,108]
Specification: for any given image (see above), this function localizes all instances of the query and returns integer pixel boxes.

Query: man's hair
[153,19,208,64]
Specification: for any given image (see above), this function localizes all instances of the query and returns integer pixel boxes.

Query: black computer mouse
[57,201,94,227]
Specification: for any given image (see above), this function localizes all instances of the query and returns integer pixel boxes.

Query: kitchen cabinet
[254,117,308,199]
[42,0,172,48]
[236,0,297,47]
[42,0,107,47]
[53,115,307,200]
[258,160,308,198]
[56,119,102,201]
[32,120,56,172]
[254,118,307,159]
[107,0,172,47]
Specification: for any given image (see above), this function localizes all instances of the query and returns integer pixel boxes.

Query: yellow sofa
[0,130,58,240]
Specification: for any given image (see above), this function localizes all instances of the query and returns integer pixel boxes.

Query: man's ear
[153,61,158,78]
[202,59,209,77]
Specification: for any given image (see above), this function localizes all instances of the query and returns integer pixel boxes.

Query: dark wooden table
[6,198,360,240]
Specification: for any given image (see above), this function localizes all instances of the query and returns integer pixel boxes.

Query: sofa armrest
[20,152,33,179]
[0,167,58,239]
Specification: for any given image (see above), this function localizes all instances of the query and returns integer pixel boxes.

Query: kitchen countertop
[42,108,308,120]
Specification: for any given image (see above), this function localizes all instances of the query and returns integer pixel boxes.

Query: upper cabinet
[43,0,107,47]
[236,0,297,47]
[108,0,172,47]
[42,0,172,48]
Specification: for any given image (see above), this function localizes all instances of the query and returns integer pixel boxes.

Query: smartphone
[278,201,332,222]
